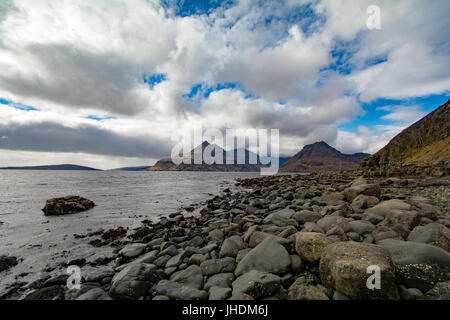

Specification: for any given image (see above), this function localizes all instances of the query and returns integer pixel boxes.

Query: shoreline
[1,170,449,300]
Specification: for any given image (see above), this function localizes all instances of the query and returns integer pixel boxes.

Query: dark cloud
[0,44,149,115]
[0,121,170,158]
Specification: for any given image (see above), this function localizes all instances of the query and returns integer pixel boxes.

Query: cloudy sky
[0,0,449,169]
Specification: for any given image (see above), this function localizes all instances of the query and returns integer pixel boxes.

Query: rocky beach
[2,168,449,300]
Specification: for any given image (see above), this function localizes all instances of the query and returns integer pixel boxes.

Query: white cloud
[379,105,426,122]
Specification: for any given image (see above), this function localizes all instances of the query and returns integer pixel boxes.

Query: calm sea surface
[0,170,265,293]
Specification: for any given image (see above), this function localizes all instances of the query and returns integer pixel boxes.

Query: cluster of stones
[13,173,450,300]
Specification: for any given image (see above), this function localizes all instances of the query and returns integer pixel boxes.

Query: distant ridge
[112,166,151,171]
[0,164,101,171]
[279,141,370,173]
[148,141,268,172]
[362,99,450,168]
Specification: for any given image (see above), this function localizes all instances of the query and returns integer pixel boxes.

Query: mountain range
[279,141,370,173]
[148,141,267,172]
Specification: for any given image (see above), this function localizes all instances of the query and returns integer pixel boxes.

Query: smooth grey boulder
[204,273,234,291]
[207,229,224,243]
[76,288,112,300]
[119,243,146,259]
[317,216,351,233]
[200,257,236,276]
[232,270,281,299]
[343,184,380,202]
[153,280,208,300]
[378,239,450,292]
[351,194,379,210]
[349,220,376,235]
[109,262,163,300]
[292,210,321,224]
[235,237,290,276]
[84,266,115,283]
[171,265,203,289]
[263,208,296,226]
[209,286,231,300]
[407,223,450,252]
[248,231,290,248]
[219,235,243,258]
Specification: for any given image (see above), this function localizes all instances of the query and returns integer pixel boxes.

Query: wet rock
[248,231,290,248]
[43,274,69,287]
[243,225,259,242]
[313,193,345,206]
[219,235,243,258]
[373,229,403,243]
[343,184,380,202]
[165,251,187,268]
[319,242,399,300]
[119,243,146,259]
[153,280,208,300]
[236,249,251,264]
[76,288,112,300]
[228,292,254,300]
[295,232,332,263]
[378,239,450,292]
[365,199,411,215]
[200,257,236,276]
[207,229,224,244]
[24,285,65,300]
[188,253,208,265]
[84,266,115,283]
[351,194,379,210]
[326,226,348,242]
[407,223,450,252]
[204,273,234,291]
[209,286,231,300]
[0,255,18,272]
[235,237,291,276]
[317,216,351,233]
[232,270,281,299]
[109,263,163,300]
[292,210,322,224]
[42,196,95,216]
[302,222,324,233]
[172,265,203,289]
[290,255,303,273]
[263,208,296,227]
[152,295,170,300]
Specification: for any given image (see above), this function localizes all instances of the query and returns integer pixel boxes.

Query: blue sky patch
[142,73,167,89]
[0,98,39,111]
[182,82,259,102]
[160,0,235,17]
[338,93,450,133]
[83,115,117,121]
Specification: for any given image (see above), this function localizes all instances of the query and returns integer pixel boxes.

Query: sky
[0,0,449,169]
